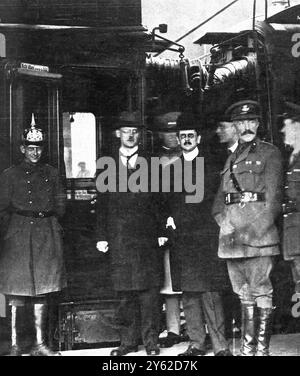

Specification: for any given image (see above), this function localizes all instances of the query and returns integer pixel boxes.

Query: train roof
[194,4,300,46]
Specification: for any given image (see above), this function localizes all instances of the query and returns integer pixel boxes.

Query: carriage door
[9,64,62,169]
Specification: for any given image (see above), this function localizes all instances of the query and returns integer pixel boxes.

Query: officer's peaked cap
[22,114,45,146]
[227,100,261,121]
[153,112,182,132]
[282,101,300,122]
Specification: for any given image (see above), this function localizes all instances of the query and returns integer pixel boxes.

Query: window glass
[63,112,96,179]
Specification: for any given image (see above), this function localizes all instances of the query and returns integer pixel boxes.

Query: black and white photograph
[0,0,300,360]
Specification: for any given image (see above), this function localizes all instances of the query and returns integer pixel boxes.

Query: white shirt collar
[228,141,238,153]
[119,146,139,168]
[119,146,138,157]
[183,147,199,162]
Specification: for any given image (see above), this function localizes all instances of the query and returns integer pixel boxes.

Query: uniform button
[27,181,31,184]
[30,221,34,225]
[45,179,49,182]
[29,201,33,204]
[26,171,30,175]
[28,191,32,194]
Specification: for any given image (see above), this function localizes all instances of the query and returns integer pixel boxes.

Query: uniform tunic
[213,138,283,259]
[0,161,66,296]
[282,153,300,290]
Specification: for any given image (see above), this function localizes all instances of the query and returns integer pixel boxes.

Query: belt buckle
[239,192,249,208]
[38,212,45,218]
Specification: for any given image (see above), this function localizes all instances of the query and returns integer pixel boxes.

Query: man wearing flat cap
[164,112,231,356]
[0,115,66,356]
[213,100,283,356]
[281,101,300,295]
[96,111,166,356]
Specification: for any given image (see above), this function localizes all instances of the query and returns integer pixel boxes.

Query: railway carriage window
[63,112,96,179]
[0,33,6,57]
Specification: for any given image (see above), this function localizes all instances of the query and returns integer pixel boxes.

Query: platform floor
[61,334,300,356]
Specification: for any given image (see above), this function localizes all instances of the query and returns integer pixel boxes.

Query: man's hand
[158,237,168,247]
[166,217,176,230]
[220,218,235,235]
[96,241,109,253]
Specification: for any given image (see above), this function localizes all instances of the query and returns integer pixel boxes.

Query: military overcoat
[282,153,300,260]
[0,161,66,296]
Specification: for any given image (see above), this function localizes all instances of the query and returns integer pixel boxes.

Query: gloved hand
[96,241,109,253]
[158,237,168,247]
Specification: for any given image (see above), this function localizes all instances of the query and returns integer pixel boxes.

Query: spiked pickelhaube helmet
[22,114,45,146]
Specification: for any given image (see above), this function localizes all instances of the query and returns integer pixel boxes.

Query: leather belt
[12,209,55,218]
[225,192,265,206]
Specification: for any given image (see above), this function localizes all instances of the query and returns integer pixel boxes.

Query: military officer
[96,112,167,356]
[0,115,66,356]
[281,102,300,294]
[212,101,283,356]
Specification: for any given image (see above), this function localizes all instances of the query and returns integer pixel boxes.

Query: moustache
[184,141,192,146]
[241,130,255,136]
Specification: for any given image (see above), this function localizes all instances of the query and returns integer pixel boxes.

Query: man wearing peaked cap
[227,100,262,122]
[0,114,66,356]
[212,100,283,356]
[281,101,300,295]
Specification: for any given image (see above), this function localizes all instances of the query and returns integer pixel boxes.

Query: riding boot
[8,306,22,356]
[30,304,60,356]
[256,307,273,357]
[240,304,256,356]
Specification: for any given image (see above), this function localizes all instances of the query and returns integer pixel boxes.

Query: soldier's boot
[8,306,22,356]
[256,307,273,357]
[30,304,60,356]
[240,304,256,356]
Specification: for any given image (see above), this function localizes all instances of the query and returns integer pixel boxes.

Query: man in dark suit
[164,112,231,356]
[213,101,283,356]
[96,112,166,356]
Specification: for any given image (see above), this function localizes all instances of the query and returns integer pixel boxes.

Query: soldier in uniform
[0,115,66,356]
[96,112,167,356]
[281,102,300,294]
[212,101,283,356]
